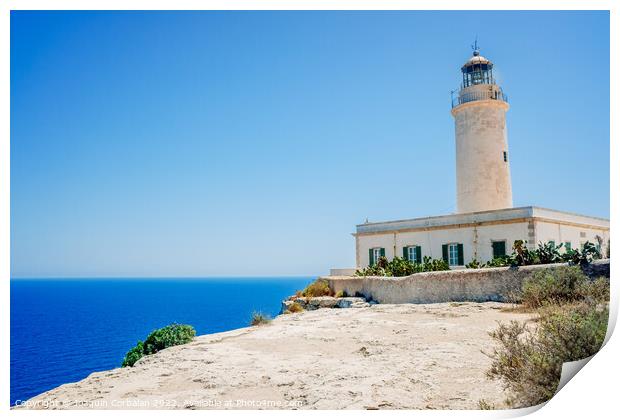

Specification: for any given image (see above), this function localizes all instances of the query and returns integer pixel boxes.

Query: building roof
[355,206,609,235]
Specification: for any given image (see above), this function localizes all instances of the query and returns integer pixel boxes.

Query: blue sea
[10,277,312,406]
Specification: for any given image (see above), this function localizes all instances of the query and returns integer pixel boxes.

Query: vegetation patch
[287,302,304,313]
[518,266,608,309]
[355,256,449,277]
[486,266,609,408]
[334,290,347,298]
[466,240,603,269]
[250,311,272,326]
[349,239,606,278]
[122,323,196,367]
[301,279,333,297]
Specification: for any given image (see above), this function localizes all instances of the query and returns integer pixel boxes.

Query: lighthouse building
[335,48,609,274]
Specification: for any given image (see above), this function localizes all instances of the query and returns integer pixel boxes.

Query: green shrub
[302,279,332,297]
[355,264,389,276]
[520,266,587,308]
[488,264,609,408]
[561,241,601,266]
[575,276,610,305]
[537,241,563,264]
[355,239,602,278]
[250,311,272,326]
[386,257,421,277]
[466,258,483,269]
[122,341,145,368]
[143,324,196,355]
[487,303,608,408]
[121,323,196,367]
[485,256,512,267]
[512,240,539,266]
[519,266,609,309]
[422,256,450,272]
[355,256,449,277]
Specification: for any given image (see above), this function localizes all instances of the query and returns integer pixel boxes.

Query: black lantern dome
[461,49,494,87]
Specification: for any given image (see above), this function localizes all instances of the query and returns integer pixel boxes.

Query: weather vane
[471,34,480,55]
[471,36,479,55]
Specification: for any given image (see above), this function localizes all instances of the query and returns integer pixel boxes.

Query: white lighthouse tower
[451,45,513,214]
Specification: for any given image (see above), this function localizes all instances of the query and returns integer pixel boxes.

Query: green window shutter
[416,246,422,263]
[380,248,385,257]
[403,247,408,260]
[492,241,506,258]
[457,243,464,265]
[565,242,572,251]
[442,244,448,263]
[369,249,374,266]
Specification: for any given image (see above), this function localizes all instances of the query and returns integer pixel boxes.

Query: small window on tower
[503,151,508,162]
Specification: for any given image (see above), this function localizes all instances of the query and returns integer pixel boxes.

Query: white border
[1,2,616,420]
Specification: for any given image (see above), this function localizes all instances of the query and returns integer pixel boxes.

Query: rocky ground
[16,302,534,410]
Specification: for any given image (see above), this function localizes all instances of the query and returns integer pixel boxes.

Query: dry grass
[287,302,304,313]
[249,312,272,326]
[302,279,332,298]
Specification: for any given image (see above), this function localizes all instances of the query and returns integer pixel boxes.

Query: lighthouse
[451,46,513,214]
[339,43,609,274]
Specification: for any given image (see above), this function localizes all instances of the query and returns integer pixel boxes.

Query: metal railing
[451,89,508,108]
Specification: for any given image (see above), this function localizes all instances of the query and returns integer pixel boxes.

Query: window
[403,245,422,263]
[492,241,507,258]
[408,246,417,262]
[369,247,384,266]
[373,248,381,265]
[565,242,572,252]
[503,151,508,162]
[448,244,459,266]
[442,243,463,266]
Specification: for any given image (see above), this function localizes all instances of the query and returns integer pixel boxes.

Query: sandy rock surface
[16,302,533,410]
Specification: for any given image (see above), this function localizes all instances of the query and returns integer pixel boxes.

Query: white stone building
[335,47,609,274]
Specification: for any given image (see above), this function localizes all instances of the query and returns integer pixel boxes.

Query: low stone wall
[329,268,357,276]
[322,259,610,304]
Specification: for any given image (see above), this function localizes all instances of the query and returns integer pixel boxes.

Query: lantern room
[461,50,494,87]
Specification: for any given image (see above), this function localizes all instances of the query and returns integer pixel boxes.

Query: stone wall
[322,259,610,304]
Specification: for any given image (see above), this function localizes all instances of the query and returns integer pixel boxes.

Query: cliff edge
[16,302,532,410]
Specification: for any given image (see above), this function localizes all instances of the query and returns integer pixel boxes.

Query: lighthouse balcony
[451,89,508,108]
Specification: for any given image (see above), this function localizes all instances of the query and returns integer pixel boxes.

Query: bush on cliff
[487,266,609,408]
[487,303,608,408]
[301,279,332,297]
[143,324,196,355]
[287,302,304,313]
[122,341,145,368]
[121,323,196,367]
[250,311,272,326]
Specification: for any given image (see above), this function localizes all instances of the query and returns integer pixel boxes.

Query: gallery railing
[451,89,508,108]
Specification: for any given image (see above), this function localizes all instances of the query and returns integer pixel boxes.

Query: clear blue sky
[10,11,610,277]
